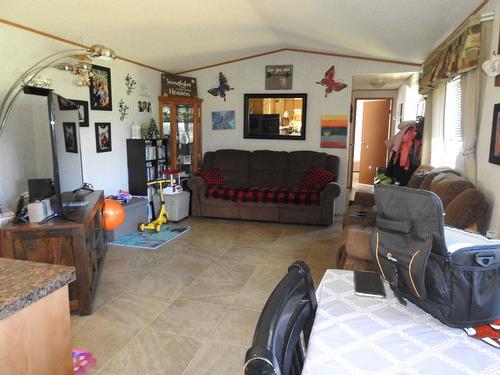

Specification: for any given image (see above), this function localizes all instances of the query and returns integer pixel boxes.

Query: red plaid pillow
[301,166,335,190]
[201,168,225,187]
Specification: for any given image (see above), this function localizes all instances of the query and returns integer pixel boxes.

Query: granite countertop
[0,258,75,320]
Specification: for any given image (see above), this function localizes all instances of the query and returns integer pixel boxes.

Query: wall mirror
[243,93,307,140]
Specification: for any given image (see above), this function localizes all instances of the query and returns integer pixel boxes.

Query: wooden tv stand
[0,190,107,315]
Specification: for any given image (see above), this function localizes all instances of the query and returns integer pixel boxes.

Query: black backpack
[370,185,500,328]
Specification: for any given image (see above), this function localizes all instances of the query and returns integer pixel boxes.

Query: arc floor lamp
[0,43,116,138]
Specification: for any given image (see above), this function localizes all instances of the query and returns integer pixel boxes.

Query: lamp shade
[482,55,500,77]
[76,61,93,71]
[89,44,116,61]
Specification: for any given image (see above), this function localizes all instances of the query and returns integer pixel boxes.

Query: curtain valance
[419,16,481,95]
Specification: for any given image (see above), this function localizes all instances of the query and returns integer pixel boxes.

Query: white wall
[191,51,415,213]
[394,73,419,127]
[0,24,161,209]
[476,0,500,234]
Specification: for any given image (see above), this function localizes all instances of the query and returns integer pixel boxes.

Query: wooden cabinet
[159,96,203,175]
[0,191,107,315]
[126,138,169,196]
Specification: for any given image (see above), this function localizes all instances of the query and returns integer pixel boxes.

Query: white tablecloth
[302,269,500,374]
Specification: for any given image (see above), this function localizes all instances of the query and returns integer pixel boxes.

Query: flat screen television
[23,86,84,214]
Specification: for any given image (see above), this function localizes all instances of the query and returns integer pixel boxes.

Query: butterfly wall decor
[316,65,347,97]
[207,72,234,101]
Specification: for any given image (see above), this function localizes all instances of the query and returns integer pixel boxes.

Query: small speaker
[28,178,54,202]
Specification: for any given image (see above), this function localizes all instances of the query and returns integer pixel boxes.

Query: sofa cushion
[237,187,287,204]
[430,173,474,208]
[301,166,335,190]
[286,151,328,187]
[248,150,288,187]
[200,168,225,187]
[444,188,489,233]
[419,167,460,190]
[406,165,434,189]
[205,186,320,205]
[212,149,251,186]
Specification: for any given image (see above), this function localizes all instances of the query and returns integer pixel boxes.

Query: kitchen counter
[0,258,75,375]
[0,257,75,320]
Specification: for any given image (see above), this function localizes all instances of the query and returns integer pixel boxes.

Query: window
[442,75,463,168]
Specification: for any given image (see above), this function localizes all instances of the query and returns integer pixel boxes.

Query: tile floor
[71,216,343,374]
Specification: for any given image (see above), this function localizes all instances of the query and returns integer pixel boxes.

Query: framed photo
[212,110,236,130]
[265,65,293,90]
[95,122,112,153]
[489,103,500,165]
[58,96,77,110]
[89,65,112,111]
[72,100,89,127]
[63,122,78,153]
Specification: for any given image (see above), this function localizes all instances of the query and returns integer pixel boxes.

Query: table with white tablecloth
[302,269,500,374]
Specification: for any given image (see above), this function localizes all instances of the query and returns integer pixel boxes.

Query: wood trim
[286,48,421,67]
[0,18,167,73]
[177,48,420,74]
[177,48,289,74]
[349,88,403,92]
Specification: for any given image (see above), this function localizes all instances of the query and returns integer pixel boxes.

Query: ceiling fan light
[370,78,386,88]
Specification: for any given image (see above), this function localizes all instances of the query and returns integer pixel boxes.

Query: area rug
[108,225,191,250]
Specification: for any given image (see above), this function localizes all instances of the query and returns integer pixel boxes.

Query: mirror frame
[243,93,307,140]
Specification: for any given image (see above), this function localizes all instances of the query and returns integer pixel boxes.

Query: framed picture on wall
[89,65,112,111]
[72,100,89,127]
[95,122,112,153]
[63,122,78,153]
[489,103,500,165]
[58,96,77,111]
[265,65,293,90]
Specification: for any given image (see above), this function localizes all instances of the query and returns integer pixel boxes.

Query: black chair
[244,261,317,375]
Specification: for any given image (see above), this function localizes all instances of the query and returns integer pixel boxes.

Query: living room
[0,0,499,374]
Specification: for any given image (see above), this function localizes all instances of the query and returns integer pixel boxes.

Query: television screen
[22,88,84,212]
[51,93,84,196]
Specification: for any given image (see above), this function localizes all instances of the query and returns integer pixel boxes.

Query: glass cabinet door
[162,104,171,138]
[176,104,194,175]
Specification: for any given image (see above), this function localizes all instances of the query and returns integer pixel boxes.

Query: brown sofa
[338,165,490,270]
[187,149,341,225]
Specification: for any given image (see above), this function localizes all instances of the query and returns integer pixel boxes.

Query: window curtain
[430,83,446,167]
[419,16,481,95]
[455,17,493,183]
[421,92,432,165]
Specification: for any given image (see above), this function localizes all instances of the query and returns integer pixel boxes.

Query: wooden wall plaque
[161,73,198,98]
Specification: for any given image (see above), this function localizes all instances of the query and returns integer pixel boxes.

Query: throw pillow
[201,168,225,187]
[301,166,334,190]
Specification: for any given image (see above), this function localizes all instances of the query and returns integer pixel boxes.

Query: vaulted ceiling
[1,0,485,73]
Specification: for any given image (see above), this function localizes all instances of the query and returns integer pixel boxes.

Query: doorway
[351,98,392,186]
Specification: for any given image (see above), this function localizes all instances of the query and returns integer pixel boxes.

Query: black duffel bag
[370,185,500,328]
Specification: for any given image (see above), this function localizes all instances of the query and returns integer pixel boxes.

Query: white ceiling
[1,0,484,73]
[352,72,415,90]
